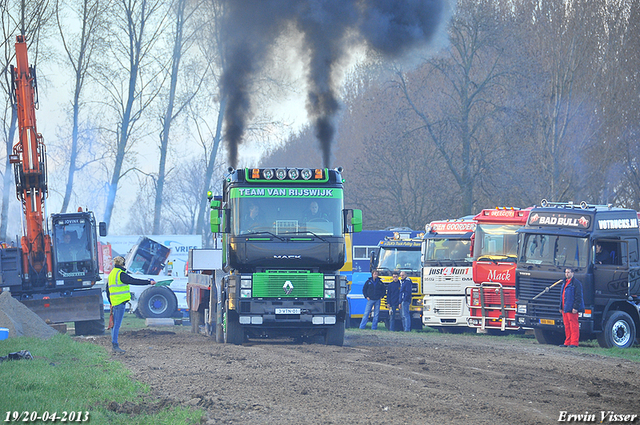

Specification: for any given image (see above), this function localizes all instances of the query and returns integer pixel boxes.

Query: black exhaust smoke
[220,0,449,168]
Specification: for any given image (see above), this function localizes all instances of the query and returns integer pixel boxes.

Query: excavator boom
[10,35,52,288]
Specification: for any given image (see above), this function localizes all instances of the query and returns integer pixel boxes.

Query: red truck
[466,207,530,332]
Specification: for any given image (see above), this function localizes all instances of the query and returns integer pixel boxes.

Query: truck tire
[597,311,636,349]
[224,309,244,345]
[137,286,177,319]
[533,328,565,345]
[75,306,105,336]
[411,318,423,331]
[345,304,353,329]
[325,321,345,346]
[190,308,203,334]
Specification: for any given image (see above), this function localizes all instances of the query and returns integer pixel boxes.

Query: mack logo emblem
[274,255,301,259]
[283,281,294,295]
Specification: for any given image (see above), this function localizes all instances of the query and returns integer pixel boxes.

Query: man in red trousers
[559,268,585,347]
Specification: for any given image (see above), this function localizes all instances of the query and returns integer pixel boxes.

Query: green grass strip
[0,333,203,424]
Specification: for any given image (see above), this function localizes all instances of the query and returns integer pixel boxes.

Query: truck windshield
[230,192,343,237]
[522,234,588,268]
[378,248,421,271]
[473,224,520,260]
[53,220,91,263]
[424,238,472,262]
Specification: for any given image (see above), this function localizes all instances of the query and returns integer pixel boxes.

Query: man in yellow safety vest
[107,256,155,353]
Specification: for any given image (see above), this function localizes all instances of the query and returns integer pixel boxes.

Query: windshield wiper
[285,230,329,242]
[241,231,286,241]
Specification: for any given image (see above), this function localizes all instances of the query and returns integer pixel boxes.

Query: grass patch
[0,333,203,424]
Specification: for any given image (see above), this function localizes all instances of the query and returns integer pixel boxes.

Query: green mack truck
[205,167,361,345]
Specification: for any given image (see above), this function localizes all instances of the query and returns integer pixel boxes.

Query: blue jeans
[111,303,126,345]
[359,299,381,329]
[401,301,411,332]
[388,304,399,331]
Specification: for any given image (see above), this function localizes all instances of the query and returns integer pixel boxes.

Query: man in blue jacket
[399,271,413,332]
[359,270,386,330]
[386,271,401,331]
[558,267,585,347]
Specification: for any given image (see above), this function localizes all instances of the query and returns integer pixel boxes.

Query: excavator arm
[9,35,52,289]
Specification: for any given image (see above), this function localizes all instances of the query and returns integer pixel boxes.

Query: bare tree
[152,0,208,234]
[397,0,509,215]
[55,0,111,213]
[0,0,52,241]
[96,0,170,232]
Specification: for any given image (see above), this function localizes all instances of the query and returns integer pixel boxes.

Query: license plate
[540,319,555,325]
[275,308,300,315]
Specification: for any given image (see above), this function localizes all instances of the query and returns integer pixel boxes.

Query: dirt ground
[82,326,640,425]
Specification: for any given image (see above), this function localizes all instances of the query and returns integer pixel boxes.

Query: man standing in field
[399,271,413,332]
[107,256,155,353]
[558,267,585,347]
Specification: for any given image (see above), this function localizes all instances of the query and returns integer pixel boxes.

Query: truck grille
[517,276,562,316]
[425,277,467,293]
[434,299,463,316]
[252,270,323,298]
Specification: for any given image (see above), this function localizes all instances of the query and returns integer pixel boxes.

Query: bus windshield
[230,192,344,237]
[424,238,472,262]
[473,224,520,260]
[521,234,588,268]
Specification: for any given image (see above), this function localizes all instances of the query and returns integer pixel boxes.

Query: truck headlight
[324,279,335,289]
[517,304,527,314]
[471,290,480,306]
[324,290,335,299]
[240,278,252,289]
[240,289,252,298]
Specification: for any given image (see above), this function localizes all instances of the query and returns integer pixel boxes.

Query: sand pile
[0,292,58,339]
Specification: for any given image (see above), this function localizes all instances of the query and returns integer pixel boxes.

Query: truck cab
[422,219,476,332]
[208,167,362,345]
[467,207,530,332]
[370,233,424,330]
[515,201,640,348]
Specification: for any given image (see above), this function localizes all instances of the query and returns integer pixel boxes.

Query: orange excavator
[0,35,106,335]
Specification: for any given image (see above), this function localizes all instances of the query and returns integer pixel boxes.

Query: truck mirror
[369,250,377,271]
[350,209,363,233]
[99,222,107,237]
[210,211,221,233]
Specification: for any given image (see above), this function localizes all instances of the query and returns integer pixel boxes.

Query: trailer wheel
[75,305,105,336]
[325,321,345,346]
[138,286,177,319]
[534,328,565,345]
[223,308,244,345]
[597,311,636,349]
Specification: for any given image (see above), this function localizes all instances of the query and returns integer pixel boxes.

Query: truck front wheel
[325,321,345,346]
[534,328,565,345]
[223,309,244,345]
[597,311,636,349]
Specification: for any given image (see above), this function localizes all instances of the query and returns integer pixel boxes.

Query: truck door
[593,239,629,302]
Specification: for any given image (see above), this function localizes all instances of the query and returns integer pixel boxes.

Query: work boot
[112,343,125,354]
